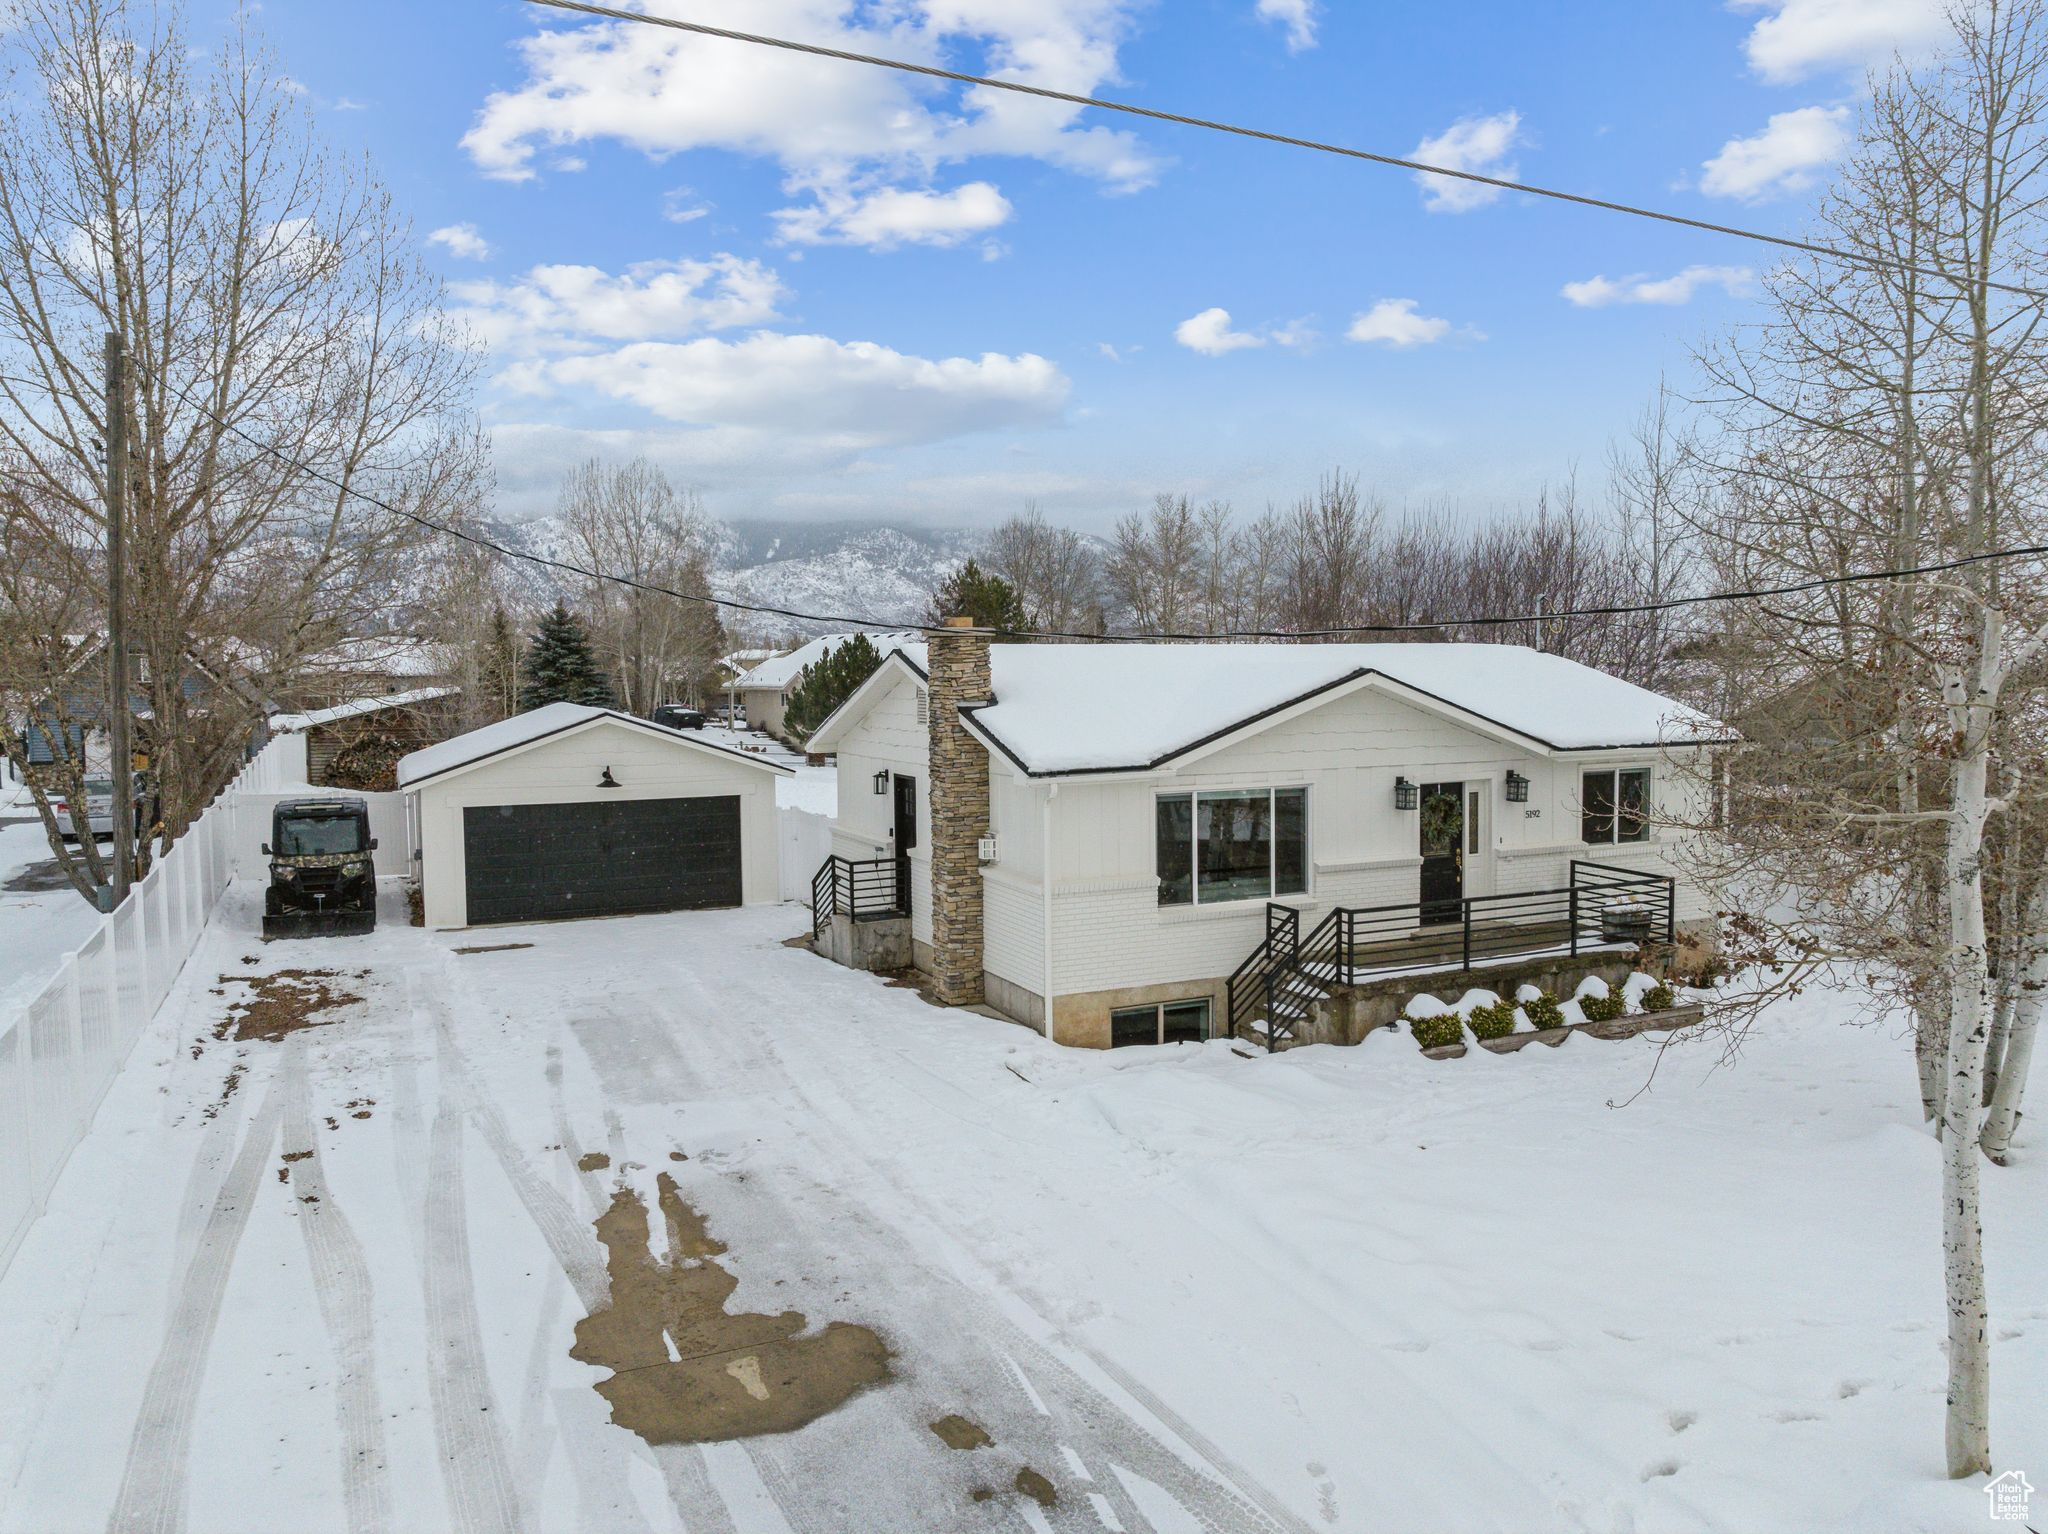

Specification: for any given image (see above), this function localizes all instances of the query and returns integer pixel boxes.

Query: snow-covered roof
[819,642,1729,775]
[302,636,456,678]
[269,687,457,734]
[731,631,923,693]
[718,648,785,679]
[397,702,793,789]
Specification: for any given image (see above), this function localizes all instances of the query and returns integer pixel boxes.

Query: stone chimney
[926,616,992,1007]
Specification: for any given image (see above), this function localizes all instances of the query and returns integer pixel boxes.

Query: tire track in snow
[650,980,1304,1534]
[106,1077,281,1534]
[421,1105,526,1534]
[281,1037,393,1534]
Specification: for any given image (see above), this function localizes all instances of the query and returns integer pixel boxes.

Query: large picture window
[1157,788,1308,906]
[1581,768,1651,845]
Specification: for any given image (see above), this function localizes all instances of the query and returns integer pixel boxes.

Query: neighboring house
[13,638,269,778]
[398,702,792,928]
[730,631,922,742]
[267,688,462,789]
[806,624,1731,1050]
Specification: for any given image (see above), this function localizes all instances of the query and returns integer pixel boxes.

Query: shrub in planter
[1411,1011,1465,1050]
[1640,982,1676,1013]
[1520,991,1565,1030]
[1466,999,1518,1041]
[1577,989,1626,1023]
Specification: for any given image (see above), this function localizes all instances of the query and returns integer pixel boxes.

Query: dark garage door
[462,796,742,925]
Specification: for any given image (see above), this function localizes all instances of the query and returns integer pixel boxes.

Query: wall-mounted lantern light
[1394,775,1419,811]
[597,766,620,789]
[873,768,891,796]
[1505,770,1530,803]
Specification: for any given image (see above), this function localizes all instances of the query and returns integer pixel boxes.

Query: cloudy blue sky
[227,0,1949,527]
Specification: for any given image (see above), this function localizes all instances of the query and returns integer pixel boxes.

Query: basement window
[1110,998,1212,1048]
[1156,787,1308,906]
[1581,768,1651,845]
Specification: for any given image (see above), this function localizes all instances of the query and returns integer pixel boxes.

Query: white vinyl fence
[0,736,291,1277]
[779,808,835,903]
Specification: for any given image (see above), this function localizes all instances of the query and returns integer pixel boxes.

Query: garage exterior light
[598,766,619,788]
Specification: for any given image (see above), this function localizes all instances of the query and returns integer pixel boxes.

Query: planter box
[1478,1029,1564,1054]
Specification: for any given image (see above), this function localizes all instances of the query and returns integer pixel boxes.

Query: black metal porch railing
[1226,860,1676,1047]
[810,854,909,938]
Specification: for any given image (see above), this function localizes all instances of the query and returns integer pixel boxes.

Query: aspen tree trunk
[1938,610,2002,1478]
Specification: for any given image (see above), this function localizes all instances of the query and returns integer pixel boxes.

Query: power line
[165,375,2048,642]
[520,0,2048,304]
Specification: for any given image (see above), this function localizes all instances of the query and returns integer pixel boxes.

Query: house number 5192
[1524,809,1542,819]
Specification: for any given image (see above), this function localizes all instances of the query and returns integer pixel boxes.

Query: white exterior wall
[744,688,789,739]
[411,719,783,928]
[827,672,934,948]
[981,760,1045,1002]
[1046,682,1709,997]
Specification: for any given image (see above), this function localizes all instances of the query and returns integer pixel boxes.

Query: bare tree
[1103,494,1205,632]
[985,504,1102,633]
[1682,0,2048,1474]
[558,457,723,713]
[0,0,480,900]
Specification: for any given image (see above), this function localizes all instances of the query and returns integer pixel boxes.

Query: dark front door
[892,775,917,913]
[1418,781,1465,925]
[462,795,742,925]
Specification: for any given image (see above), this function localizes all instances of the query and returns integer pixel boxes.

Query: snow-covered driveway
[0,886,2040,1533]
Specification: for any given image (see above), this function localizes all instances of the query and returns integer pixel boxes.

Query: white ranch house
[807,624,1729,1049]
[729,631,921,741]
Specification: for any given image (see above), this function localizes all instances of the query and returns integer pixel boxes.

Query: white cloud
[1561,264,1754,307]
[1255,0,1319,52]
[1411,110,1523,213]
[775,181,1013,249]
[1700,104,1850,200]
[537,333,1069,448]
[451,256,786,350]
[464,1,1158,245]
[1345,299,1452,348]
[1733,0,1948,84]
[663,188,712,224]
[427,223,492,261]
[1174,307,1266,356]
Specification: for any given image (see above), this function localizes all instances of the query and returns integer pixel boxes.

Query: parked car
[52,773,149,841]
[651,704,706,731]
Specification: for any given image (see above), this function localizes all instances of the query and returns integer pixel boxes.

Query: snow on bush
[1520,990,1566,1030]
[1575,974,1627,1023]
[1406,992,1454,1020]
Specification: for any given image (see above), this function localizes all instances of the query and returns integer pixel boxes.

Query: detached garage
[398,702,792,928]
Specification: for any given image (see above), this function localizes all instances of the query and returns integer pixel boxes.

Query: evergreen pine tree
[519,602,615,711]
[925,558,1027,633]
[783,633,883,741]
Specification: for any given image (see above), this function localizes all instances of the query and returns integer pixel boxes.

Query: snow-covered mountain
[474,516,981,637]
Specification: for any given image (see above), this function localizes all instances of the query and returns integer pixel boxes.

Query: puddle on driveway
[573,1173,891,1444]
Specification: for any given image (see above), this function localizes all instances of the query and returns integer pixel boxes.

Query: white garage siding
[411,718,783,928]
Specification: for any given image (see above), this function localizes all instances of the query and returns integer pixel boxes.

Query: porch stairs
[1226,861,1677,1049]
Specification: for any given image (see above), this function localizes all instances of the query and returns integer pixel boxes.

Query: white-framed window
[1110,997,1212,1047]
[1156,787,1308,907]
[1581,768,1651,844]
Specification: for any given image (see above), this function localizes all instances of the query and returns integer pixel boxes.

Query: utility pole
[1534,592,1550,654]
[104,330,132,908]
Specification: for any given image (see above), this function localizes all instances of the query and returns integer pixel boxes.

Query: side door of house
[1418,780,1465,925]
[892,773,917,914]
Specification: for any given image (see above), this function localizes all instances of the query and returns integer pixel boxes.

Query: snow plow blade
[263,909,376,940]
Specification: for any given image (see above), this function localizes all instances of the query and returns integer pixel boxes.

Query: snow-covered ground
[0,889,2039,1533]
[0,815,105,1013]
[700,723,837,818]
